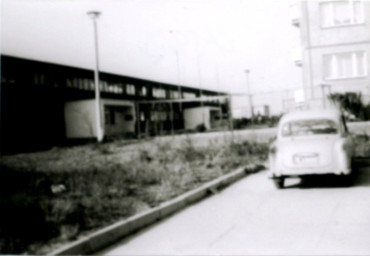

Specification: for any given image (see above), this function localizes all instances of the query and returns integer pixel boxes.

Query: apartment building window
[320,1,364,28]
[324,51,367,79]
[126,84,136,95]
[108,83,123,94]
[170,90,180,99]
[153,88,166,98]
[139,86,147,96]
[34,73,45,85]
[183,92,196,99]
[83,79,93,90]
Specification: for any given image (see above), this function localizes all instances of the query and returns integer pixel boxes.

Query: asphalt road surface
[99,166,370,255]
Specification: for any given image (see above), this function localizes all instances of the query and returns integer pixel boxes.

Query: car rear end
[268,109,352,188]
[269,135,351,177]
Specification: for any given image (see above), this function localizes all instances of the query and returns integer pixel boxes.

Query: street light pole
[169,30,182,112]
[87,11,103,142]
[244,69,253,121]
[320,84,331,109]
[196,34,205,129]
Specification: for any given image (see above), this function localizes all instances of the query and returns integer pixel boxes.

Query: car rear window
[281,119,338,137]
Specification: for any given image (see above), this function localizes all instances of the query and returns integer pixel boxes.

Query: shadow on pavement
[284,162,370,189]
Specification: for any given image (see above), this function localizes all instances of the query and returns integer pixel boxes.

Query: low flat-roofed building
[1,55,229,154]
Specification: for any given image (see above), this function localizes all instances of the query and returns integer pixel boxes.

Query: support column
[170,102,174,135]
[228,95,234,131]
[136,103,141,138]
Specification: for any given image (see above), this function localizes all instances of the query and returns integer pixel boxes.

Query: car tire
[273,178,284,189]
[340,173,354,187]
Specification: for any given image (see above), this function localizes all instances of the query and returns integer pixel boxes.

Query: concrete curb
[47,166,251,255]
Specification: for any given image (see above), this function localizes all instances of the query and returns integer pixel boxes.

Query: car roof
[280,109,341,124]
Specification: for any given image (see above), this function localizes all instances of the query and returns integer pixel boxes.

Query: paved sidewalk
[100,167,370,255]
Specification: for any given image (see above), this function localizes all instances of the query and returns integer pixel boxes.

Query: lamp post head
[87,11,101,19]
[244,69,250,74]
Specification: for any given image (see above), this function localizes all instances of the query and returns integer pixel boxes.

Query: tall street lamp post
[87,11,103,142]
[320,84,332,108]
[169,30,182,112]
[244,69,254,121]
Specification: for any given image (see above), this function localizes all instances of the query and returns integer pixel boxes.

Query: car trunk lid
[279,136,337,168]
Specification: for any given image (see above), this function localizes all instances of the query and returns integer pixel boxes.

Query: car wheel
[273,178,284,189]
[340,173,353,187]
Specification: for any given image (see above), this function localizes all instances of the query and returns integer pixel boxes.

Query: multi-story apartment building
[291,0,370,107]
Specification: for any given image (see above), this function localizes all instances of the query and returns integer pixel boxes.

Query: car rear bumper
[269,166,351,178]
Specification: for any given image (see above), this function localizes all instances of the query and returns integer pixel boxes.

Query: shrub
[349,133,370,157]
[176,136,206,162]
[329,92,370,121]
[0,165,57,253]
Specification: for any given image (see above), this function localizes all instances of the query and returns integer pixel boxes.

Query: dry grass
[0,137,269,254]
[351,133,370,157]
[2,131,369,254]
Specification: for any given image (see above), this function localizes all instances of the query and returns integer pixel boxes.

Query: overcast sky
[1,0,302,114]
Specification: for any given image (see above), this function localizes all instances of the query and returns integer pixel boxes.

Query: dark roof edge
[1,54,228,95]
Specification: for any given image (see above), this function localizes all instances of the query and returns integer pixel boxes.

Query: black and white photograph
[1,0,370,255]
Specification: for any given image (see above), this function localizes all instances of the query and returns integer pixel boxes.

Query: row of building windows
[313,2,368,80]
[320,0,364,28]
[291,1,366,29]
[140,86,147,96]
[31,77,209,99]
[34,73,46,85]
[324,51,367,80]
[139,111,176,122]
[66,79,125,93]
[183,92,197,99]
[126,84,136,95]
[5,73,201,99]
[153,88,166,98]
[170,90,181,99]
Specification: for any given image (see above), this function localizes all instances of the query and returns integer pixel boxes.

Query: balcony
[291,18,300,27]
[294,60,302,67]
[291,48,302,67]
[290,3,300,27]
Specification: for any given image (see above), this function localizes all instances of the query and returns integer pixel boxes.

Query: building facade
[291,0,370,107]
[1,55,229,154]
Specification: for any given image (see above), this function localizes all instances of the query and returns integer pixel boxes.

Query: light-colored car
[268,109,353,188]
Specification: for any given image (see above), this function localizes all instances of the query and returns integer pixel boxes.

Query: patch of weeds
[1,136,271,255]
[345,133,370,157]
[92,143,114,155]
[176,136,206,162]
[353,133,370,157]
[138,148,153,163]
